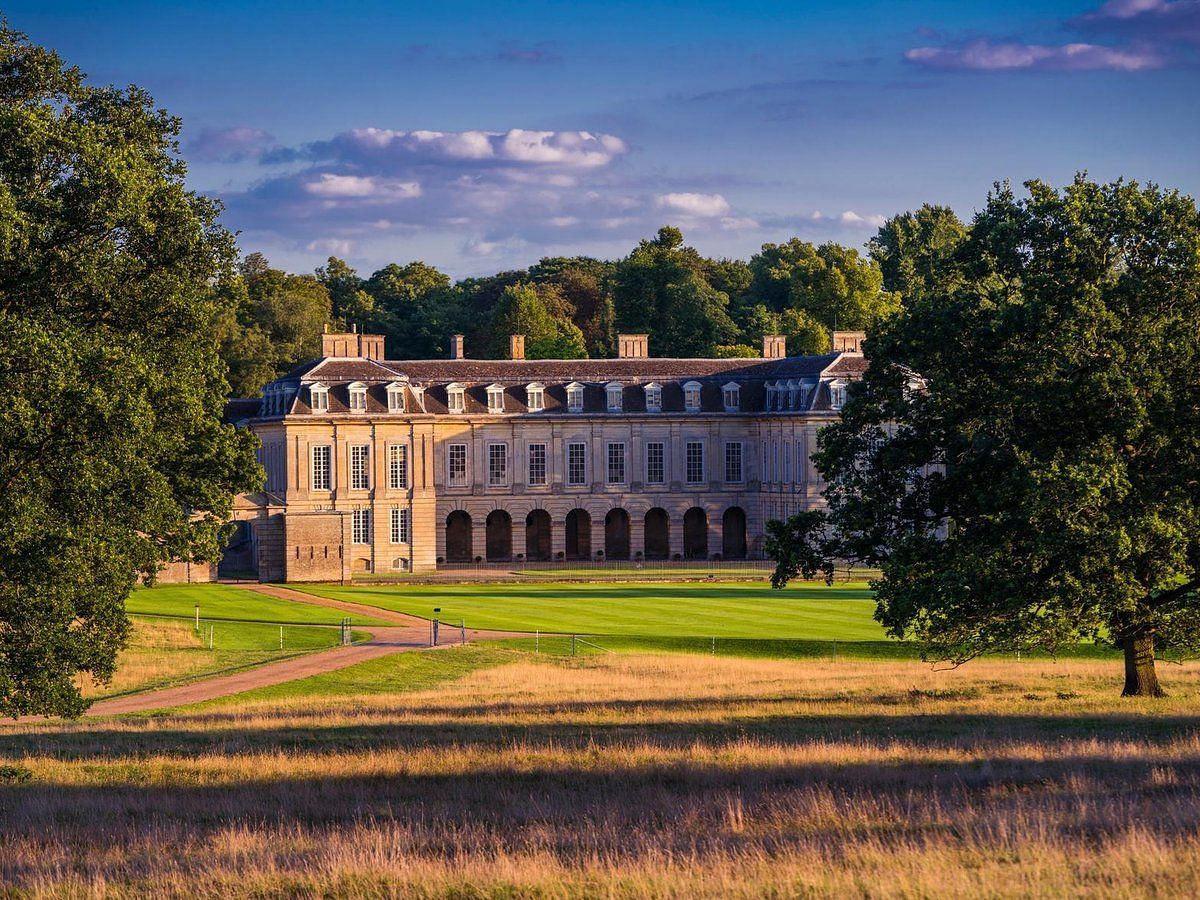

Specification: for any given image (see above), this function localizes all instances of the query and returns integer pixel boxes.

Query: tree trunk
[1122,631,1165,698]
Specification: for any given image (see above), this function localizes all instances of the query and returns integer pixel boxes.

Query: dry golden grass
[80,617,215,698]
[6,652,1200,897]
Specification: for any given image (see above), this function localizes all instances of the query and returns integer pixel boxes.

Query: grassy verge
[129,583,394,626]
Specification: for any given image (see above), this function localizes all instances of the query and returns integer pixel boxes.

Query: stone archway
[683,507,708,560]
[565,508,591,560]
[445,510,472,563]
[644,508,670,560]
[525,509,552,561]
[722,506,747,560]
[486,510,513,562]
[605,508,631,560]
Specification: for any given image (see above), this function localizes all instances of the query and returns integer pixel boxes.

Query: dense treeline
[219,213,966,398]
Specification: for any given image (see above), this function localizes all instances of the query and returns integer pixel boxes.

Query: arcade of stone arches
[443,506,749,563]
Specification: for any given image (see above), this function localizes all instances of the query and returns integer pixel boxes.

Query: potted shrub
[672,553,683,562]
[634,551,644,561]
[436,556,445,565]
[515,553,525,562]
[595,549,605,560]
[555,551,565,561]
[474,555,483,564]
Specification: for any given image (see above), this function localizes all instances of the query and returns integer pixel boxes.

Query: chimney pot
[831,331,866,354]
[449,334,465,360]
[762,334,786,359]
[617,334,649,359]
[509,334,526,360]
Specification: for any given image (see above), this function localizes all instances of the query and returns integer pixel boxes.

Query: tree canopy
[767,177,1200,697]
[0,26,260,716]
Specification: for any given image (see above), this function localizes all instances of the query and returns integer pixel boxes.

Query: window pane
[488,444,508,486]
[686,441,704,484]
[528,443,547,485]
[350,445,370,490]
[311,445,331,491]
[725,442,742,483]
[646,442,665,484]
[448,444,467,486]
[567,442,586,485]
[607,442,625,484]
[388,444,408,490]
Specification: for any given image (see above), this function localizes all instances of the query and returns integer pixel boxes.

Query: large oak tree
[0,27,260,716]
[768,177,1200,696]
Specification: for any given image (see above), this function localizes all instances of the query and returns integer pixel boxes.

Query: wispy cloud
[905,39,1162,71]
[906,0,1196,73]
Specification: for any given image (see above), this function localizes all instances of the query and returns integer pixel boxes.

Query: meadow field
[5,645,1200,896]
[3,580,1195,896]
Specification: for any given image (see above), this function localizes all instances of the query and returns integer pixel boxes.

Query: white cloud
[656,192,732,217]
[305,238,354,255]
[325,128,627,169]
[304,174,422,200]
[905,38,1161,70]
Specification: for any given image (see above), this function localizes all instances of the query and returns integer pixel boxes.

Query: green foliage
[0,26,260,716]
[490,283,588,359]
[712,343,760,358]
[749,238,900,331]
[869,204,968,304]
[614,227,739,356]
[769,176,1200,693]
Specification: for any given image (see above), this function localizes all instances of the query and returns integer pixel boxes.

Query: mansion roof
[230,348,868,422]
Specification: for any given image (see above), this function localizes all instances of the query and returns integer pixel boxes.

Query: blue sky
[11,1,1199,276]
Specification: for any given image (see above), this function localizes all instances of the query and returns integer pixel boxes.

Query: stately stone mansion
[214,328,867,581]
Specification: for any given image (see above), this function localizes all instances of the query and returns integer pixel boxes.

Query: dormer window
[526,382,545,412]
[829,379,848,410]
[683,381,702,412]
[644,382,662,413]
[487,383,505,414]
[722,382,741,412]
[348,382,367,413]
[386,382,406,413]
[566,382,584,413]
[410,385,425,412]
[606,382,624,412]
[309,383,329,414]
[447,383,466,414]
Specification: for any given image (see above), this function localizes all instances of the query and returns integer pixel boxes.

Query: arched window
[487,383,505,414]
[526,382,545,412]
[722,382,740,412]
[386,382,406,413]
[566,382,584,413]
[447,382,466,414]
[347,382,367,412]
[309,383,329,413]
[683,381,702,412]
[606,382,624,412]
[644,382,662,412]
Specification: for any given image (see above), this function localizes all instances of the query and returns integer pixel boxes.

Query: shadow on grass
[7,704,1200,760]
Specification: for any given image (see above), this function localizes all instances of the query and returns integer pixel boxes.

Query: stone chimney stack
[510,334,526,360]
[449,334,465,359]
[762,334,786,359]
[831,330,866,354]
[617,334,649,359]
[322,330,385,359]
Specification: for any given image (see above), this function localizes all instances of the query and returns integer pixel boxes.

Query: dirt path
[86,625,431,715]
[79,586,532,716]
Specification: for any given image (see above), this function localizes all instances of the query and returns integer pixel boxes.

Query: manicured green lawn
[128,583,393,626]
[293,581,888,640]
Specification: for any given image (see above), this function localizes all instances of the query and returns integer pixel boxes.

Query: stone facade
[223,331,866,581]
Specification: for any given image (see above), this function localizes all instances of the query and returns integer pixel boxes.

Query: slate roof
[235,351,865,420]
